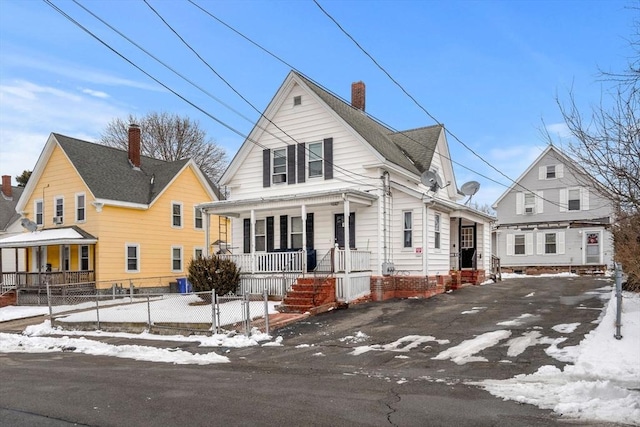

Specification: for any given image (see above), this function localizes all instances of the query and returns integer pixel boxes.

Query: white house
[199,71,494,310]
[492,145,614,274]
[1,175,26,288]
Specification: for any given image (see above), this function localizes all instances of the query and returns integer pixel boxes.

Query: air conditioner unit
[524,207,534,214]
[53,216,63,225]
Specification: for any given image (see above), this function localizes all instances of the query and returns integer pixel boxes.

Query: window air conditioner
[53,216,63,225]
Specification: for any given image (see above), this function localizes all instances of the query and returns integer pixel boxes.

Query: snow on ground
[0,305,49,322]
[474,291,640,426]
[431,330,512,364]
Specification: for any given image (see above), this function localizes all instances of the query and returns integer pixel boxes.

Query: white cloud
[545,122,572,139]
[81,88,110,99]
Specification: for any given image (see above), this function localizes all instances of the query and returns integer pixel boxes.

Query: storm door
[585,231,602,264]
[460,225,476,269]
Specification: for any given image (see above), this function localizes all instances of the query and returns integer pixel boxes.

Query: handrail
[312,249,335,305]
[491,255,502,281]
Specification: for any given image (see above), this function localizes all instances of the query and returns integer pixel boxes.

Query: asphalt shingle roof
[0,186,24,231]
[53,134,219,204]
[295,72,441,176]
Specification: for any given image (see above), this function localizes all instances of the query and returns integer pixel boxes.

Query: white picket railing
[219,252,304,274]
[334,250,371,272]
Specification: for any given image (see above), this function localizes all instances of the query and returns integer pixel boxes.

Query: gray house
[492,145,614,274]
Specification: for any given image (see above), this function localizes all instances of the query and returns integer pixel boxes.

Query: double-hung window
[434,213,441,249]
[171,246,183,272]
[76,193,86,222]
[194,207,203,229]
[272,148,287,184]
[308,142,323,178]
[34,199,43,226]
[544,233,557,254]
[80,245,90,270]
[126,244,139,272]
[524,193,536,214]
[291,216,303,249]
[403,211,412,248]
[172,202,182,227]
[255,219,266,252]
[546,165,556,179]
[55,197,64,222]
[514,234,526,255]
[568,189,581,211]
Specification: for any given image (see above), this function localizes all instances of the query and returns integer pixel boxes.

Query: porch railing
[334,249,370,272]
[4,271,95,289]
[219,252,304,274]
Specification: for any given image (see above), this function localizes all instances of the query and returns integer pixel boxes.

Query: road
[0,276,618,426]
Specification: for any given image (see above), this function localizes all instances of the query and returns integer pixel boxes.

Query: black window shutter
[306,213,314,249]
[279,215,288,249]
[266,216,274,252]
[297,143,306,183]
[243,218,250,253]
[323,138,333,180]
[263,149,271,187]
[349,212,356,249]
[287,145,296,185]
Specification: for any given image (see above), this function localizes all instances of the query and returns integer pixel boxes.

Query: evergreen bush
[187,255,241,301]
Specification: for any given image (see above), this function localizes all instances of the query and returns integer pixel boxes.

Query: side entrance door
[460,225,476,269]
[334,213,356,249]
[585,231,602,264]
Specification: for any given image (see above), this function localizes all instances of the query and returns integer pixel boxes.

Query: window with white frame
[272,148,287,184]
[194,206,203,229]
[255,219,266,252]
[403,211,413,248]
[514,234,526,255]
[524,192,536,214]
[308,142,323,178]
[80,245,89,270]
[76,193,86,222]
[126,244,139,272]
[434,213,441,249]
[172,202,182,227]
[194,248,204,260]
[546,165,556,179]
[171,246,183,272]
[544,233,557,254]
[34,199,43,226]
[291,216,303,249]
[54,196,64,222]
[568,189,581,211]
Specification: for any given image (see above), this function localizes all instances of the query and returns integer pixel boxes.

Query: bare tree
[553,9,639,289]
[100,112,228,182]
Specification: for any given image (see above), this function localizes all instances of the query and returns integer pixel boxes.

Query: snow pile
[501,272,579,279]
[432,330,512,364]
[476,291,640,426]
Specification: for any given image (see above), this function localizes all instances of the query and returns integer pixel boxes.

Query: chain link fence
[47,287,275,337]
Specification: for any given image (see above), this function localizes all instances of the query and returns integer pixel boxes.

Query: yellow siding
[21,142,225,289]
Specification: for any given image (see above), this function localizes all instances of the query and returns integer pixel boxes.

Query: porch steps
[277,277,336,314]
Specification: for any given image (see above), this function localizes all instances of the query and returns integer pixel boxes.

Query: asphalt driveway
[0,275,617,426]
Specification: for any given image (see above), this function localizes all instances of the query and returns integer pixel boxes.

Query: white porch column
[204,209,211,257]
[301,204,307,273]
[343,195,351,300]
[250,209,256,273]
[423,203,429,276]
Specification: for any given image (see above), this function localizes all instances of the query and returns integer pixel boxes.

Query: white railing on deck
[336,272,371,303]
[219,251,304,274]
[334,250,370,272]
[239,273,299,297]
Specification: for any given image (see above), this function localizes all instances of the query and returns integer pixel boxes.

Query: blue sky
[0,0,635,206]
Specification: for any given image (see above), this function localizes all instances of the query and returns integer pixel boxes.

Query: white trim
[171,245,183,273]
[193,247,204,260]
[75,192,86,223]
[171,201,183,229]
[92,198,149,210]
[307,141,324,179]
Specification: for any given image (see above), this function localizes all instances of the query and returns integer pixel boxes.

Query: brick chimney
[1,175,12,198]
[351,81,366,111]
[128,124,141,168]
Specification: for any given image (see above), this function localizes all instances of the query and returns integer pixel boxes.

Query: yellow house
[0,125,225,303]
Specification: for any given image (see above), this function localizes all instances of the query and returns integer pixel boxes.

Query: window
[514,234,526,255]
[308,142,323,178]
[80,245,89,270]
[568,189,580,211]
[194,207,203,229]
[126,244,139,272]
[55,196,64,222]
[255,219,266,252]
[403,211,413,248]
[76,193,86,222]
[546,165,556,179]
[291,216,303,249]
[34,199,43,226]
[545,233,557,254]
[434,213,441,249]
[172,202,182,227]
[194,248,204,260]
[293,95,301,106]
[171,246,183,272]
[524,193,535,214]
[272,148,287,184]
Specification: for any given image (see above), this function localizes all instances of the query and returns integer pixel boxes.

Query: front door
[460,225,476,269]
[585,231,602,264]
[335,213,356,249]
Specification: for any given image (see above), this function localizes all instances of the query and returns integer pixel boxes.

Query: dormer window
[272,148,287,184]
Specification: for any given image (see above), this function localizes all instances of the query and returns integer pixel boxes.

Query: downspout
[382,171,390,264]
[422,195,430,277]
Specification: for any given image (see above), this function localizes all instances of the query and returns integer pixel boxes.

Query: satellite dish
[420,170,444,192]
[21,218,38,232]
[460,181,481,205]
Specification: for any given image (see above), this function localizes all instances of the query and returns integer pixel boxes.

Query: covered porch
[0,226,98,304]
[198,189,377,303]
[448,206,494,286]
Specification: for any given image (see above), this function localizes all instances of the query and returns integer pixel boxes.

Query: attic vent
[293,95,302,106]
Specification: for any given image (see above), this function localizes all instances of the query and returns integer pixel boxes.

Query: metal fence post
[211,289,217,334]
[112,283,116,300]
[147,294,152,330]
[614,263,623,340]
[46,279,53,320]
[244,292,251,337]
[263,288,269,336]
[96,293,100,330]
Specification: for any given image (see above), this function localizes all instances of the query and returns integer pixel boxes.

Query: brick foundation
[448,270,487,290]
[369,275,446,302]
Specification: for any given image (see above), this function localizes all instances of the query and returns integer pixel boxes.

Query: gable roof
[492,145,586,208]
[295,72,441,176]
[17,134,221,213]
[0,186,24,232]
